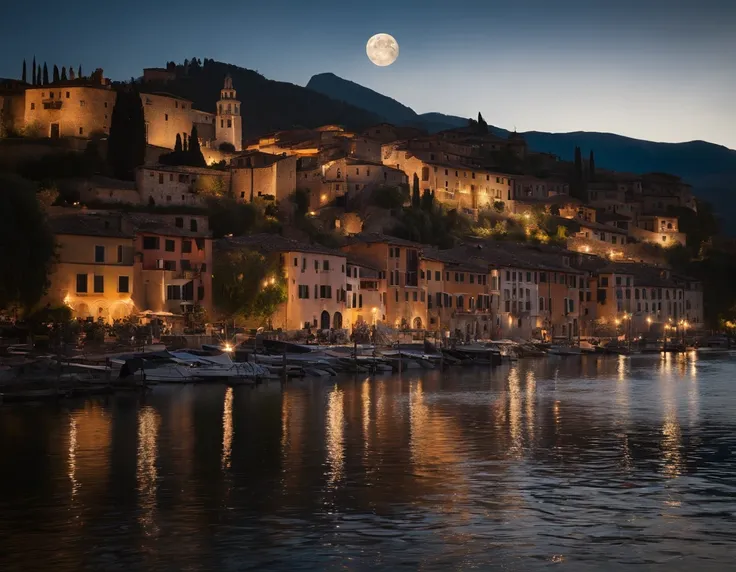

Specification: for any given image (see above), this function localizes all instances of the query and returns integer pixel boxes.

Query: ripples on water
[1,354,736,571]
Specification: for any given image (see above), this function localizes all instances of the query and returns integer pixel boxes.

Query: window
[118,276,130,293]
[435,271,440,281]
[323,260,330,271]
[395,290,399,302]
[319,285,332,299]
[298,285,309,299]
[180,259,191,271]
[413,291,418,302]
[539,297,545,311]
[76,274,88,293]
[165,239,176,252]
[314,260,319,272]
[182,240,192,254]
[470,274,475,284]
[359,294,363,308]
[79,127,84,135]
[158,173,164,184]
[227,119,232,128]
[166,285,181,300]
[175,217,184,228]
[601,277,609,287]
[94,245,105,263]
[165,113,168,121]
[30,102,35,110]
[143,236,160,250]
[117,245,124,263]
[190,219,198,232]
[93,275,104,293]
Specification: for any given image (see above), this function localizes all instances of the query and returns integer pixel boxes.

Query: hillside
[306,72,736,229]
[140,60,382,140]
[307,73,470,133]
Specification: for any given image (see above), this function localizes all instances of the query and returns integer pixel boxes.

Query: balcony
[42,99,63,110]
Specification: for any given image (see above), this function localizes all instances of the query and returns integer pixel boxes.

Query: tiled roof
[49,212,132,238]
[344,232,425,249]
[219,234,346,257]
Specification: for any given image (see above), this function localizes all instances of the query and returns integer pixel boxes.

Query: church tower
[215,74,242,151]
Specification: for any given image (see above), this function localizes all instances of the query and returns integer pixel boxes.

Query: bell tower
[215,74,242,151]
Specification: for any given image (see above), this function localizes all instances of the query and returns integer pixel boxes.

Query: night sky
[4,0,735,148]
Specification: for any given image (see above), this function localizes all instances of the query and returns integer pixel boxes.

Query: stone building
[136,164,231,207]
[230,151,297,202]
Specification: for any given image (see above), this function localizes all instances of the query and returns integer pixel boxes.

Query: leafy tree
[218,142,236,152]
[493,200,505,213]
[42,63,49,85]
[213,249,286,323]
[60,66,67,81]
[411,173,420,208]
[207,198,260,238]
[371,185,408,209]
[53,65,59,83]
[0,174,56,313]
[174,133,183,153]
[22,59,26,83]
[107,85,146,180]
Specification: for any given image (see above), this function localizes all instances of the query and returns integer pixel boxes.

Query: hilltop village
[0,61,707,342]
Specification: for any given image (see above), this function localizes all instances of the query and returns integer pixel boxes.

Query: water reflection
[325,385,344,489]
[222,387,233,470]
[2,357,736,571]
[137,406,160,536]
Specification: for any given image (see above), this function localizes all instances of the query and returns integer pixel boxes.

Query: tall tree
[572,146,585,200]
[477,112,489,135]
[22,59,27,83]
[411,173,421,208]
[0,174,56,313]
[175,133,183,153]
[78,65,82,79]
[32,57,36,85]
[60,66,67,81]
[188,125,206,167]
[421,189,433,212]
[183,133,188,152]
[589,150,596,182]
[42,63,49,85]
[107,85,146,180]
[52,65,59,83]
[68,66,75,80]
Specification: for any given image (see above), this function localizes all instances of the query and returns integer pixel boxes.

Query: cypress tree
[32,57,36,85]
[52,65,59,83]
[175,133,183,153]
[78,65,82,79]
[183,133,188,152]
[411,173,421,208]
[477,112,489,135]
[188,125,206,167]
[573,146,584,200]
[60,66,67,81]
[42,63,49,85]
[108,85,146,180]
[22,59,27,83]
[589,150,596,182]
[421,189,433,212]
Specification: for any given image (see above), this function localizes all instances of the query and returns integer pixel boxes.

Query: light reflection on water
[1,355,736,571]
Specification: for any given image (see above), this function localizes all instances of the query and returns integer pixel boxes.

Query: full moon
[366,33,399,67]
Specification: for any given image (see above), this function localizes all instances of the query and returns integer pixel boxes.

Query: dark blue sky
[4,0,735,148]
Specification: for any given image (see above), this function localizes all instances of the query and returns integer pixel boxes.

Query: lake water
[2,354,736,571]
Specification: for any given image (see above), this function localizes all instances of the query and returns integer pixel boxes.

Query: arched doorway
[333,312,343,329]
[320,310,330,330]
[413,316,423,330]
